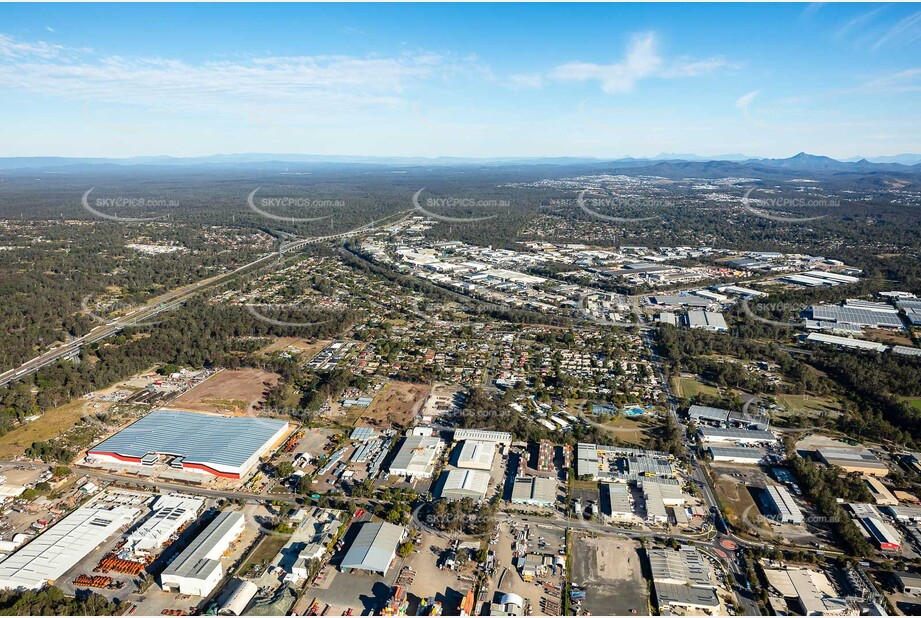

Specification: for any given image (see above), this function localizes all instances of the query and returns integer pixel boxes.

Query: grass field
[671,375,719,399]
[0,398,105,460]
[903,397,921,413]
[774,394,841,419]
[713,475,758,529]
[238,533,289,574]
[601,416,654,446]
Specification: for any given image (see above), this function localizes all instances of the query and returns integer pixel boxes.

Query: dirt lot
[258,337,332,358]
[360,381,431,429]
[711,465,760,531]
[571,533,648,616]
[171,368,279,414]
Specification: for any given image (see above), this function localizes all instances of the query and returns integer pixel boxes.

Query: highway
[0,211,410,389]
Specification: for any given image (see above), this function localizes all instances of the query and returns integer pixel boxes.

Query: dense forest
[0,298,355,434]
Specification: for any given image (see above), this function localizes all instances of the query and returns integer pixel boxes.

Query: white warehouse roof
[0,504,140,590]
[388,435,444,478]
[455,440,496,470]
[125,494,205,555]
[438,469,491,500]
[453,429,511,444]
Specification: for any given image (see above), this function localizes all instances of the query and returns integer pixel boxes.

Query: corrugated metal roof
[162,510,245,580]
[0,504,140,590]
[90,409,288,471]
[340,522,404,573]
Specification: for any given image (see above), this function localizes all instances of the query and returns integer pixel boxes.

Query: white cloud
[872,11,921,50]
[735,90,760,114]
[859,68,921,93]
[0,33,70,59]
[834,7,885,40]
[0,33,463,117]
[548,32,730,94]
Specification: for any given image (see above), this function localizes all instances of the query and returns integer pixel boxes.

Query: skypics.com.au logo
[247,188,340,224]
[741,187,833,223]
[82,188,175,222]
[575,189,669,223]
[412,189,506,223]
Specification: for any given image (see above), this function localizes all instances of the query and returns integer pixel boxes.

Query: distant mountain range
[0,152,919,174]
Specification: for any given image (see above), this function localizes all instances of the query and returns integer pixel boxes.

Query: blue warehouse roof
[90,409,288,471]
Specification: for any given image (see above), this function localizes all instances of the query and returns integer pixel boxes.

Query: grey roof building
[510,476,556,507]
[89,409,288,478]
[437,469,490,501]
[339,522,405,575]
[161,510,246,597]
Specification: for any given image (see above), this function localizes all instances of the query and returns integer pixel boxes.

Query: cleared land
[258,337,332,358]
[355,381,431,429]
[0,398,104,459]
[601,416,656,446]
[570,533,648,616]
[774,394,841,420]
[712,470,759,530]
[671,375,719,399]
[171,368,279,414]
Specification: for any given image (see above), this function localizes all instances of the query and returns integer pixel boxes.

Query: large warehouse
[124,494,205,556]
[698,426,778,445]
[817,447,889,476]
[388,435,444,479]
[88,409,289,479]
[0,504,141,590]
[161,510,245,596]
[437,469,491,501]
[454,440,496,470]
[339,522,406,575]
[453,428,512,446]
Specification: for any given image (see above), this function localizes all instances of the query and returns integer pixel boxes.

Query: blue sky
[1,3,919,159]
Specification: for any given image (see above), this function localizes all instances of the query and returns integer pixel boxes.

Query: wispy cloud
[0,33,72,59]
[0,33,467,117]
[548,32,731,94]
[859,67,921,92]
[735,90,760,114]
[834,7,886,40]
[872,10,921,50]
[802,3,825,19]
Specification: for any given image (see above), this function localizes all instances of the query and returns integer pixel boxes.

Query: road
[0,211,411,389]
[640,328,763,615]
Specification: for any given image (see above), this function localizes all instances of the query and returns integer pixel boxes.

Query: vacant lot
[671,375,719,399]
[601,416,656,446]
[571,533,648,616]
[361,381,431,429]
[171,368,279,414]
[712,469,759,531]
[258,337,332,358]
[774,394,841,420]
[0,398,109,460]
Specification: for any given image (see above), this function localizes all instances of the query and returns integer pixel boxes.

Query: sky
[0,3,919,160]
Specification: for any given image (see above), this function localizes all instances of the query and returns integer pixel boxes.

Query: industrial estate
[1,3,921,617]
